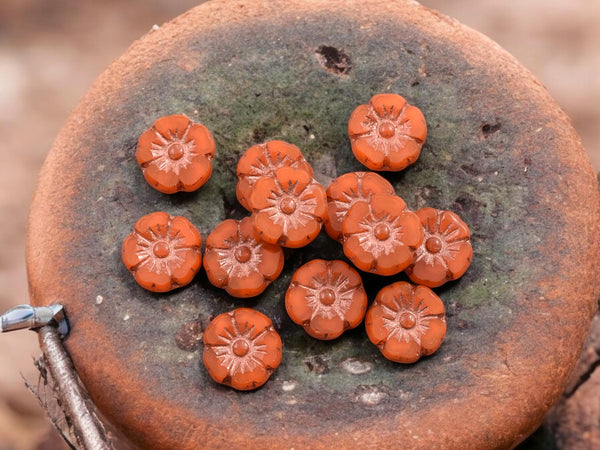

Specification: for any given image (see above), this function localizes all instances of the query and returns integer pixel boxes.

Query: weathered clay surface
[542,313,600,449]
[26,0,600,448]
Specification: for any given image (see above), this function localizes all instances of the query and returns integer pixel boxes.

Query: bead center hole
[399,312,417,329]
[234,246,252,263]
[280,197,297,215]
[378,121,396,139]
[167,142,185,160]
[318,288,336,306]
[374,223,391,241]
[153,241,171,258]
[232,339,250,357]
[425,236,443,253]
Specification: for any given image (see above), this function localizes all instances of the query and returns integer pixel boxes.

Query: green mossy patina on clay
[73,13,542,416]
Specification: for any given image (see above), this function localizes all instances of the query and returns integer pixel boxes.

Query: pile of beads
[121,93,472,390]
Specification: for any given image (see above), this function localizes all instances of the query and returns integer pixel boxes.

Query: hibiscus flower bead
[136,114,216,194]
[285,259,368,340]
[250,166,327,248]
[325,171,395,242]
[365,281,447,364]
[203,217,284,298]
[348,93,427,171]
[342,194,423,275]
[122,212,202,292]
[236,140,314,211]
[405,208,473,288]
[202,308,283,391]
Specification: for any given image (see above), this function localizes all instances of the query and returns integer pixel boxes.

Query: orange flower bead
[122,212,202,292]
[203,217,284,298]
[325,171,395,242]
[236,140,314,211]
[405,208,473,288]
[365,281,446,363]
[136,114,216,194]
[285,259,368,340]
[342,194,423,275]
[202,308,283,391]
[250,166,327,248]
[348,93,427,171]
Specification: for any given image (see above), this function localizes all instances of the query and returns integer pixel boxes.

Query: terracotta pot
[27,0,600,448]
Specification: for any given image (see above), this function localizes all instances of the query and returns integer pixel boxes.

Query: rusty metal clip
[1,304,68,335]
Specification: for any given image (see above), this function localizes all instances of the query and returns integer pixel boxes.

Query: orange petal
[143,163,179,194]
[187,123,216,158]
[414,285,445,315]
[266,140,303,163]
[445,242,473,279]
[179,157,212,191]
[344,288,368,328]
[227,271,266,298]
[386,138,421,171]
[153,114,191,140]
[292,259,328,286]
[408,257,448,288]
[343,235,376,273]
[303,184,328,220]
[348,104,375,138]
[297,159,315,178]
[416,207,438,229]
[203,250,229,288]
[253,211,283,245]
[401,105,427,142]
[326,172,355,200]
[122,234,144,270]
[285,219,321,248]
[382,337,422,363]
[342,201,370,235]
[202,312,235,346]
[351,136,384,170]
[231,365,269,391]
[365,305,389,345]
[307,314,345,340]
[370,193,407,215]
[330,260,361,286]
[257,331,283,369]
[206,219,238,249]
[134,212,170,241]
[375,246,411,275]
[136,128,161,165]
[236,180,252,211]
[170,249,201,286]
[324,213,343,242]
[237,144,264,177]
[135,264,172,292]
[323,216,344,244]
[377,281,413,310]
[285,286,313,324]
[202,347,229,383]
[170,216,202,248]
[370,93,407,119]
[420,318,447,355]
[440,210,471,241]
[250,177,278,211]
[256,244,284,280]
[238,216,257,240]
[361,172,395,196]
[276,166,311,193]
[234,308,272,334]
[398,211,424,248]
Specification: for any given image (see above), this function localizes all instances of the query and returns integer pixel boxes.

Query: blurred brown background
[0,0,598,448]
